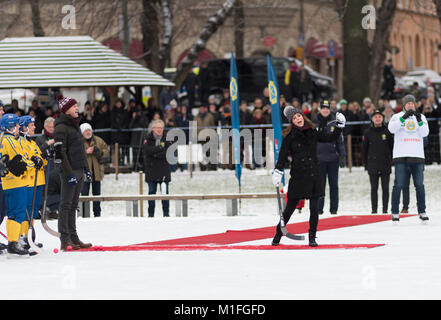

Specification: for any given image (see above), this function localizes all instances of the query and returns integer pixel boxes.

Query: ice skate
[7,241,30,259]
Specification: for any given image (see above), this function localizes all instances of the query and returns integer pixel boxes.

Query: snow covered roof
[0,36,174,89]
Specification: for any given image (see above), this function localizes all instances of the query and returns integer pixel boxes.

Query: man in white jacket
[388,94,429,222]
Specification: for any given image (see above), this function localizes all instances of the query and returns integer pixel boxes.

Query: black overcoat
[275,125,342,200]
[142,131,171,183]
[362,125,394,175]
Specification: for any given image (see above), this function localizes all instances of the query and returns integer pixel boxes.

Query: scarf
[44,128,54,139]
[153,132,162,146]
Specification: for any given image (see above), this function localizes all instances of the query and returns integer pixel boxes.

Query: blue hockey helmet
[0,113,19,132]
[19,115,35,128]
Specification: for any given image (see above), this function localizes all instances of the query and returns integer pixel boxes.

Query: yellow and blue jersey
[0,134,37,190]
[19,136,47,187]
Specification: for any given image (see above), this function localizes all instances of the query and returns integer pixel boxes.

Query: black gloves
[402,109,415,120]
[31,156,43,170]
[0,155,9,177]
[6,154,27,177]
[415,111,422,123]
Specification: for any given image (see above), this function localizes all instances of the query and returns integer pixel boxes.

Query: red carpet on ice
[77,215,413,252]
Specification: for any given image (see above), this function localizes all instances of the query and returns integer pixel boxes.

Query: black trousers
[81,178,101,217]
[275,197,319,237]
[58,170,84,243]
[369,173,390,213]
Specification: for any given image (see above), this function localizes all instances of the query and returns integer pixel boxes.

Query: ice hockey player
[0,114,32,257]
[18,115,46,250]
[271,105,346,247]
[54,95,92,251]
[388,94,430,222]
[0,101,7,254]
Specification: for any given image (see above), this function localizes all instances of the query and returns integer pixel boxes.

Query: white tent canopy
[0,36,174,88]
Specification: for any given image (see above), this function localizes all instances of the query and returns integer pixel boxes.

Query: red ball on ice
[53,248,59,254]
[67,245,72,251]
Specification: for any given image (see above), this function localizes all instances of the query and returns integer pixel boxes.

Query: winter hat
[80,122,92,134]
[370,110,384,120]
[320,100,331,109]
[339,99,348,106]
[363,97,372,104]
[56,94,77,113]
[403,94,416,107]
[283,105,302,122]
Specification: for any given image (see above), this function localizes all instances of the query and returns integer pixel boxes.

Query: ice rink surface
[1,166,440,300]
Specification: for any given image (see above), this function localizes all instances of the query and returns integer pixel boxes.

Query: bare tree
[233,0,245,58]
[141,0,161,74]
[333,0,370,103]
[368,0,397,104]
[29,0,45,36]
[173,0,237,89]
[333,0,396,103]
[159,0,173,70]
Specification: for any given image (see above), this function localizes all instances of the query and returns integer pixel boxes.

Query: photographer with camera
[35,117,59,219]
[79,123,109,217]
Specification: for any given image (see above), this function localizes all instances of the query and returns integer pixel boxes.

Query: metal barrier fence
[90,119,441,174]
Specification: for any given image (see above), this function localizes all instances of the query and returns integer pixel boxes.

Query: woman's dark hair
[282,113,315,137]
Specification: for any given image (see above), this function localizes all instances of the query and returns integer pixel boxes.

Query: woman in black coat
[272,106,346,246]
[362,110,394,214]
[142,120,172,217]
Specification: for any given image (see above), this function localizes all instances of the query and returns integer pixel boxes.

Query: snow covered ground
[1,166,441,300]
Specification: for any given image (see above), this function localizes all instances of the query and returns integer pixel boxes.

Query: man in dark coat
[362,110,394,214]
[129,103,149,171]
[91,102,111,145]
[382,59,396,100]
[272,106,346,246]
[53,95,92,250]
[110,99,130,165]
[143,120,171,217]
[293,64,312,103]
[312,101,346,215]
[422,95,441,164]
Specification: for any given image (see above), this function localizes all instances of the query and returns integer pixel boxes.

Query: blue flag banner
[267,55,283,167]
[230,52,242,187]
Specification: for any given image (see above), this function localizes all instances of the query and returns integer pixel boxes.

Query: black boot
[308,230,318,247]
[271,232,282,246]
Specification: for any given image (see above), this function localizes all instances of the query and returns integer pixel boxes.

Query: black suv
[200,56,335,103]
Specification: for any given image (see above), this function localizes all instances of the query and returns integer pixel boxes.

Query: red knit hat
[56,94,77,113]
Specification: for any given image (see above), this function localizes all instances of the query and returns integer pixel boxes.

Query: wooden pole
[139,171,144,217]
[115,142,119,180]
[347,135,352,173]
[189,141,193,179]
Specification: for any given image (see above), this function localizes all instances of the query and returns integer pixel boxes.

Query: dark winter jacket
[142,131,171,183]
[92,109,111,145]
[312,113,346,163]
[362,124,394,175]
[129,112,149,147]
[53,113,89,177]
[110,107,130,145]
[275,125,343,200]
